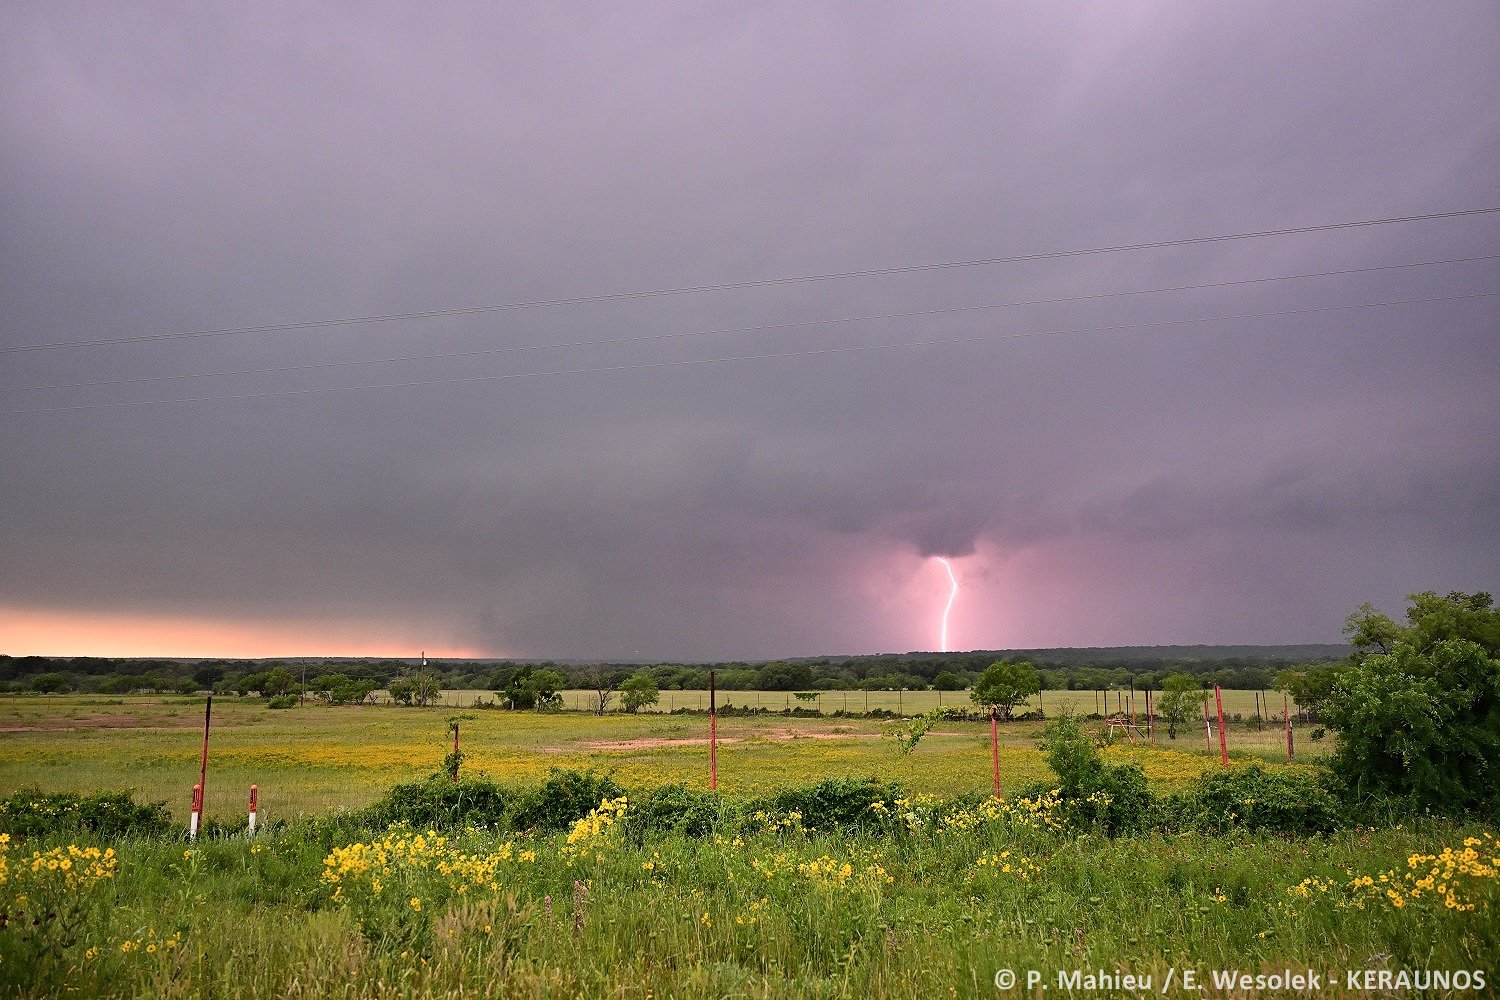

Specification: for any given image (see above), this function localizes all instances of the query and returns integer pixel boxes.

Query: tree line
[0,644,1342,698]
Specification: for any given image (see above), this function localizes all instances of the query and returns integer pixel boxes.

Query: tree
[1156,673,1202,739]
[1272,662,1345,719]
[401,670,442,708]
[585,663,621,715]
[525,669,566,712]
[621,673,660,713]
[932,671,967,691]
[757,662,813,691]
[388,676,415,706]
[970,660,1040,720]
[30,672,69,693]
[1323,592,1500,812]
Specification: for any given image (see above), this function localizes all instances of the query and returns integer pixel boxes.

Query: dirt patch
[570,727,902,752]
[0,713,196,733]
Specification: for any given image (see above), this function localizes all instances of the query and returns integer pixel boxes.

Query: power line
[5,253,1495,395]
[4,205,1497,356]
[8,289,1493,415]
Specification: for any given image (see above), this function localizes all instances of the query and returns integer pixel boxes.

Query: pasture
[0,694,1315,822]
[3,695,1494,999]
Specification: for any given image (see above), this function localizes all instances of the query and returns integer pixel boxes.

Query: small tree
[409,670,443,708]
[621,673,660,713]
[1156,673,1202,739]
[970,660,1040,720]
[585,663,621,716]
[932,671,967,692]
[1323,591,1500,812]
[525,669,566,712]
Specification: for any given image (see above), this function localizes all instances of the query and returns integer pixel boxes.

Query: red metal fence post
[990,706,1001,799]
[1284,694,1294,762]
[1215,685,1229,769]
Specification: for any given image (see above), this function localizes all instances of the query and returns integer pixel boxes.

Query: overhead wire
[4,253,1496,396]
[7,289,1494,414]
[4,205,1497,355]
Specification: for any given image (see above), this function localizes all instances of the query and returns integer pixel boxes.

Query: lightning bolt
[936,557,959,653]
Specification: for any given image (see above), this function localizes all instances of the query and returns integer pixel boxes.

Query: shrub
[621,784,728,838]
[1040,716,1154,834]
[266,694,298,709]
[0,789,172,838]
[1325,592,1500,813]
[508,768,624,832]
[357,777,511,832]
[1160,765,1343,836]
[754,777,904,832]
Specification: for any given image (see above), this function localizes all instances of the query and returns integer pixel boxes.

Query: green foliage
[756,662,814,691]
[931,671,967,691]
[1161,765,1344,836]
[1273,662,1345,718]
[357,777,511,831]
[1324,638,1499,812]
[29,673,70,693]
[756,777,904,832]
[1156,672,1202,739]
[525,669,567,711]
[1322,591,1500,814]
[620,673,660,713]
[509,768,625,832]
[891,708,944,755]
[266,694,298,709]
[1039,717,1154,834]
[620,784,728,838]
[970,660,1039,719]
[0,789,172,838]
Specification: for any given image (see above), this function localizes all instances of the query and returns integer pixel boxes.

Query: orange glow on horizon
[0,607,485,660]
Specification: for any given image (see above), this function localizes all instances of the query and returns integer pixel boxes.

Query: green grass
[3,814,1495,998]
[0,695,1491,998]
[0,695,1322,823]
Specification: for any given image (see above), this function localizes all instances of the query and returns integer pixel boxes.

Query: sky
[2,2,1497,661]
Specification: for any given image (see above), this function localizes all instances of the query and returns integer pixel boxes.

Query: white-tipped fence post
[189,783,202,841]
[248,784,259,835]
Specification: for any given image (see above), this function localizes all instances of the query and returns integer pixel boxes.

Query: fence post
[1202,697,1212,754]
[248,785,259,836]
[709,671,718,791]
[990,706,1001,799]
[1284,694,1293,762]
[189,783,202,841]
[1146,689,1155,744]
[1215,685,1229,769]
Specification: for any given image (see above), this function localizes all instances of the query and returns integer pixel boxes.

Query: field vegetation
[0,592,1495,997]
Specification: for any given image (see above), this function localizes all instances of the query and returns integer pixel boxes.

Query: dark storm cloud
[2,2,1498,659]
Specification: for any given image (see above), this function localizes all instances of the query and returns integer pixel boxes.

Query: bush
[1040,716,1154,834]
[1160,765,1343,836]
[1325,592,1500,813]
[754,777,904,832]
[508,768,624,832]
[358,777,510,831]
[621,784,728,838]
[0,789,172,838]
[266,694,298,709]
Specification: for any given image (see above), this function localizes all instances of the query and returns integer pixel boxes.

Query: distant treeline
[0,644,1346,697]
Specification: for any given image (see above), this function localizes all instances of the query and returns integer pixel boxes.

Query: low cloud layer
[2,3,1497,659]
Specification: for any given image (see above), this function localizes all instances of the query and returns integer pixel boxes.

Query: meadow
[2,695,1494,999]
[0,694,1310,823]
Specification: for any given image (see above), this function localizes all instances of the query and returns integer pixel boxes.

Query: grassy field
[436,687,1294,719]
[1,695,1495,998]
[0,695,1319,823]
